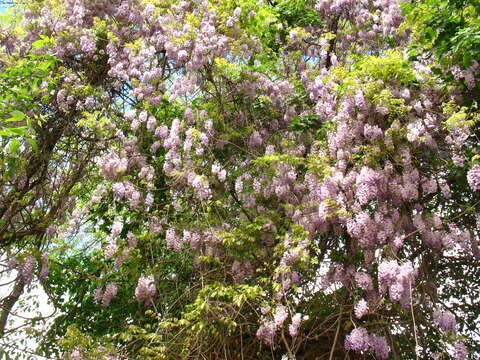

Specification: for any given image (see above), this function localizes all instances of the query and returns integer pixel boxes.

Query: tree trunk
[0,276,25,338]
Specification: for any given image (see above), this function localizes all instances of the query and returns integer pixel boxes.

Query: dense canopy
[0,0,479,359]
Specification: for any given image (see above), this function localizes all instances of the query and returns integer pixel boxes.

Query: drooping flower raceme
[354,298,368,319]
[344,327,370,353]
[288,313,303,337]
[135,275,156,305]
[101,283,118,307]
[467,164,480,191]
[433,310,456,333]
[345,328,390,360]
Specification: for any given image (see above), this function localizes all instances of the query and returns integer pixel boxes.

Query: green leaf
[462,52,472,68]
[31,35,54,49]
[8,138,21,153]
[5,110,26,123]
[28,138,38,151]
[32,39,45,49]
[8,127,29,137]
[424,27,436,41]
[0,128,19,137]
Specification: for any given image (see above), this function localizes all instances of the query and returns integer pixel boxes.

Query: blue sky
[0,1,15,13]
[0,3,10,14]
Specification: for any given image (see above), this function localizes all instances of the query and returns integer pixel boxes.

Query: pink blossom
[102,283,118,307]
[355,90,366,110]
[354,299,368,319]
[39,253,49,281]
[93,286,103,302]
[370,335,390,360]
[71,349,83,360]
[111,220,123,238]
[233,7,241,17]
[256,321,276,346]
[104,243,117,259]
[166,228,182,251]
[467,164,480,191]
[231,260,253,283]
[288,313,302,337]
[135,275,156,305]
[345,328,390,359]
[433,310,456,333]
[454,341,468,360]
[127,232,137,248]
[345,327,370,352]
[273,305,288,327]
[20,256,36,285]
[97,152,128,180]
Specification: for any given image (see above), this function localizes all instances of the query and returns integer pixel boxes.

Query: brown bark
[0,275,26,338]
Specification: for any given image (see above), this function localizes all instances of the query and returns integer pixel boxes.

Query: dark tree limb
[0,275,26,338]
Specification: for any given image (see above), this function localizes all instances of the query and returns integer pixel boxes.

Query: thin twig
[329,308,342,360]
[410,281,419,360]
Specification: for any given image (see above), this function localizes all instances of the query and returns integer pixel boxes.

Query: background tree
[0,5,130,356]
